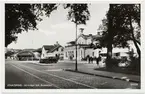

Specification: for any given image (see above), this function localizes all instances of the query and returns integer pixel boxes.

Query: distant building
[17,51,35,61]
[63,29,138,61]
[64,30,102,61]
[15,50,41,61]
[41,45,55,59]
[40,44,63,60]
[48,45,64,60]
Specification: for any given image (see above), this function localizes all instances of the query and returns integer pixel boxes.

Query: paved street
[5,60,140,89]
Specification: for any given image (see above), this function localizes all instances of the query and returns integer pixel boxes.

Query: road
[5,60,139,89]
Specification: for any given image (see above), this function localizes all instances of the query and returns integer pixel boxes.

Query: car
[40,56,58,63]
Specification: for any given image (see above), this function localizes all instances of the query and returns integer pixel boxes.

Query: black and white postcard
[1,1,144,92]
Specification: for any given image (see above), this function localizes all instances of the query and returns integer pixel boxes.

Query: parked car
[40,57,58,63]
[40,53,58,63]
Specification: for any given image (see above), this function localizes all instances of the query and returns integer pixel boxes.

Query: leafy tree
[5,51,15,59]
[5,4,58,47]
[64,4,90,71]
[105,4,114,68]
[98,4,140,68]
[98,18,108,47]
[111,4,140,58]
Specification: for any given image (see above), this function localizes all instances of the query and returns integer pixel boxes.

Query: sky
[8,3,109,49]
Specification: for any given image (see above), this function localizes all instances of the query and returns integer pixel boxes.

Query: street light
[75,24,78,71]
[75,27,84,71]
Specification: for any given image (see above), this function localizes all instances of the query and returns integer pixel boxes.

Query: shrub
[110,58,121,67]
[128,56,140,72]
[40,57,58,63]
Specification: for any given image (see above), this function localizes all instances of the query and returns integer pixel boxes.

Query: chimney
[97,32,101,35]
[89,34,92,36]
[79,28,84,35]
[56,41,59,45]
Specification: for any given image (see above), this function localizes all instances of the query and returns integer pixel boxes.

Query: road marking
[45,69,63,71]
[10,64,60,89]
[100,82,107,85]
[15,63,97,89]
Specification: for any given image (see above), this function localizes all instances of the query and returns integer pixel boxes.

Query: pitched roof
[66,34,102,45]
[92,35,102,40]
[81,34,102,40]
[48,45,62,53]
[66,34,102,44]
[75,34,102,41]
[42,44,62,53]
[67,41,76,44]
[17,51,34,57]
[43,45,55,50]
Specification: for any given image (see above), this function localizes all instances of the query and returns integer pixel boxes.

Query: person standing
[90,56,93,63]
[87,55,90,64]
[96,52,101,65]
[95,49,101,66]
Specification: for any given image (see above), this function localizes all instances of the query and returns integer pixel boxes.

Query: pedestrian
[96,51,101,66]
[90,56,93,63]
[96,57,99,65]
[87,55,90,64]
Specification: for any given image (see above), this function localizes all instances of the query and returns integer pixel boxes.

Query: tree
[111,4,140,58]
[5,4,58,47]
[99,4,140,68]
[106,4,114,68]
[103,4,140,67]
[64,4,90,71]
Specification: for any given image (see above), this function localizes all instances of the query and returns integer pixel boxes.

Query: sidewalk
[64,62,140,83]
[26,60,56,66]
[58,60,88,63]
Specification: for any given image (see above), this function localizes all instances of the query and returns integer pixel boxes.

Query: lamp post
[75,24,78,71]
[75,27,84,71]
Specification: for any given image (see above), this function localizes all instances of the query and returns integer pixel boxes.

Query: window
[92,52,94,56]
[98,32,100,35]
[66,52,67,57]
[116,53,120,56]
[72,51,74,57]
[81,50,82,57]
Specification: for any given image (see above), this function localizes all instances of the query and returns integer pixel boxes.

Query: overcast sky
[8,3,109,49]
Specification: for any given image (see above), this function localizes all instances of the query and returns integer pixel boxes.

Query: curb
[58,60,88,64]
[28,62,54,66]
[64,69,140,83]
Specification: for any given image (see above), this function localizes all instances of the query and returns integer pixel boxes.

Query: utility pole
[75,24,78,71]
[75,27,84,71]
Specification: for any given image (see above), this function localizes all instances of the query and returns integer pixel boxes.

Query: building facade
[40,44,64,60]
[64,30,102,61]
[63,30,137,61]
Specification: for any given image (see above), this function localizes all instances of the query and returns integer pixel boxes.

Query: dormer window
[79,28,84,35]
[98,32,100,35]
